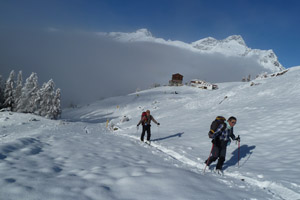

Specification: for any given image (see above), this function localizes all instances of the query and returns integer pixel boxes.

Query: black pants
[206,140,227,170]
[141,125,151,141]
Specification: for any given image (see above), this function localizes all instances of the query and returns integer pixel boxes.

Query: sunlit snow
[1,67,300,200]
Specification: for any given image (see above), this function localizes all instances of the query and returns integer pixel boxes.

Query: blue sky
[1,0,299,105]
[0,0,299,68]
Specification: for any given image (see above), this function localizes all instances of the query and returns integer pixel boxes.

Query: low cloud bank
[0,30,267,106]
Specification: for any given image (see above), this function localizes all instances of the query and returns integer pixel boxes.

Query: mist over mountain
[106,29,284,72]
[0,29,285,106]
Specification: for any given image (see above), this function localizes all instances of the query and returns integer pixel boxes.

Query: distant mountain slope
[105,29,284,73]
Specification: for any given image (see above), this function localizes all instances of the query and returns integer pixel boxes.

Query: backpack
[208,116,226,138]
[141,112,147,124]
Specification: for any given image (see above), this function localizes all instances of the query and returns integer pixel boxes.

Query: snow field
[1,112,259,200]
[1,67,300,199]
[90,67,300,199]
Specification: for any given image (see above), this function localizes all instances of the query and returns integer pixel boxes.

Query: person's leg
[206,145,220,166]
[140,125,146,141]
[216,156,225,170]
[216,143,227,170]
[146,125,151,141]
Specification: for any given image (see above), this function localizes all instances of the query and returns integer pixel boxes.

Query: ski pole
[203,143,214,173]
[237,135,240,168]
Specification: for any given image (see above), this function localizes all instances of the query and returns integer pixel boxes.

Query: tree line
[0,70,61,119]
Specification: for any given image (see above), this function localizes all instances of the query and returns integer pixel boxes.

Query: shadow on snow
[223,144,256,170]
[152,132,184,142]
[62,112,117,124]
[208,144,256,170]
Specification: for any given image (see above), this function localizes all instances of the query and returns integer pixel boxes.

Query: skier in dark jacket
[205,116,240,172]
[137,110,160,143]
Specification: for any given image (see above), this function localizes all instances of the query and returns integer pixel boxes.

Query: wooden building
[169,73,183,86]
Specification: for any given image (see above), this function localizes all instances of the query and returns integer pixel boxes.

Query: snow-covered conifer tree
[35,80,61,119]
[52,88,61,119]
[38,79,55,118]
[16,72,39,113]
[3,70,15,109]
[0,75,4,108]
[34,82,46,116]
[13,71,23,111]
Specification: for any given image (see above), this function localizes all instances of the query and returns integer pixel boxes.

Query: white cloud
[0,29,272,106]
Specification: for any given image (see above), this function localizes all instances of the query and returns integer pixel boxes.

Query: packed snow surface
[1,67,300,200]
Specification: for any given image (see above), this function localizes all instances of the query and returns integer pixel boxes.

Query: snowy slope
[105,29,284,73]
[192,35,283,72]
[1,67,300,200]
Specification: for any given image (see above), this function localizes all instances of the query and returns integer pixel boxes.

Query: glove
[157,123,160,125]
[235,135,240,142]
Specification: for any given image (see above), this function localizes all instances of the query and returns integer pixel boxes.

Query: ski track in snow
[3,67,300,200]
[117,131,300,200]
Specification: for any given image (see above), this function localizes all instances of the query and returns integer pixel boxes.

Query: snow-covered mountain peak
[105,29,284,72]
[191,35,246,51]
[136,28,153,37]
[191,35,249,56]
[107,28,153,42]
[191,37,218,50]
[223,35,246,46]
[249,49,285,71]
